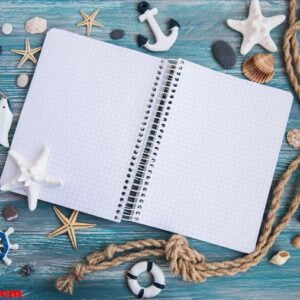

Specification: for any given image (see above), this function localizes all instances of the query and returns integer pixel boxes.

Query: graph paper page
[0,29,161,221]
[138,60,292,252]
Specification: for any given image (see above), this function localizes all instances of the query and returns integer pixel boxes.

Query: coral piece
[0,92,13,148]
[11,39,41,68]
[20,264,34,276]
[269,251,290,265]
[242,53,274,84]
[77,9,104,37]
[0,147,63,211]
[227,0,286,55]
[25,17,47,34]
[0,227,19,265]
[287,129,300,149]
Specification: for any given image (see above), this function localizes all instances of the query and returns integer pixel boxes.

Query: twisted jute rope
[56,156,300,294]
[284,0,300,97]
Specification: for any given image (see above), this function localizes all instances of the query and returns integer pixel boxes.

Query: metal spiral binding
[114,59,184,221]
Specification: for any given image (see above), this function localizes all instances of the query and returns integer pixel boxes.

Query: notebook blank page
[0,29,161,221]
[138,60,292,252]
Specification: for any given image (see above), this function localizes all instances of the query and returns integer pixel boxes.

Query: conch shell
[242,53,275,84]
[269,250,291,266]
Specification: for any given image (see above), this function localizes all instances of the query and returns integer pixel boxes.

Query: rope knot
[104,244,117,260]
[165,235,207,283]
[73,263,86,281]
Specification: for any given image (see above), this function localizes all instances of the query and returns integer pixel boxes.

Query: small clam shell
[287,129,300,149]
[242,53,275,84]
[269,250,291,265]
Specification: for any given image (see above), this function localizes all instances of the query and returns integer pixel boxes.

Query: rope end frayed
[55,263,87,295]
[55,275,75,295]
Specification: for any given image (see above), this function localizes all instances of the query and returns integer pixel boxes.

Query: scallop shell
[242,54,275,84]
[287,129,300,149]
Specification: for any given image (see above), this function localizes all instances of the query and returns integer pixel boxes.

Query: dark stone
[137,34,148,47]
[212,40,236,69]
[169,19,180,29]
[110,29,125,40]
[137,1,150,14]
[20,264,34,277]
[2,205,18,221]
[0,46,2,55]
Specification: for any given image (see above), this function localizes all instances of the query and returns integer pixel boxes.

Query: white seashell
[269,251,291,266]
[2,23,13,35]
[17,74,29,88]
[0,97,13,148]
[25,17,47,34]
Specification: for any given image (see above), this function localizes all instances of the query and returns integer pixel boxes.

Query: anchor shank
[145,12,166,42]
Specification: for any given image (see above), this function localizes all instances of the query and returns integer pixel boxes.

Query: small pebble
[20,264,34,277]
[212,40,236,69]
[110,29,125,40]
[2,205,19,221]
[291,235,300,248]
[25,17,47,34]
[2,23,13,35]
[17,74,29,88]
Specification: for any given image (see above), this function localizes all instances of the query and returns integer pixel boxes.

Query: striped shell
[242,54,275,84]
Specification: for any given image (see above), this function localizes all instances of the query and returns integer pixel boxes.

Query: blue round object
[137,1,150,14]
[0,231,9,259]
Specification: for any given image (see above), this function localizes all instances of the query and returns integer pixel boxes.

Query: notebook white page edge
[136,59,293,253]
[0,29,162,222]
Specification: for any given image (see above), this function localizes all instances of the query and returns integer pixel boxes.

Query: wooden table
[0,0,299,299]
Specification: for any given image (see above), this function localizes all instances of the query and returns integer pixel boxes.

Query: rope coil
[56,156,300,294]
[284,0,300,98]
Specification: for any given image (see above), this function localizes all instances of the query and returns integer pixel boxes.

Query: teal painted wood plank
[0,0,300,299]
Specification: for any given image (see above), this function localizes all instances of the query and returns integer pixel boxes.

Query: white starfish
[227,0,286,55]
[0,147,62,211]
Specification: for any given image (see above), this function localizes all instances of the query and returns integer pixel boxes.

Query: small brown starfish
[48,207,96,249]
[11,39,41,68]
[77,9,104,36]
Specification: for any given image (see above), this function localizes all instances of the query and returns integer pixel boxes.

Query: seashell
[269,250,291,265]
[287,129,300,149]
[242,53,275,84]
[291,235,300,248]
[25,17,47,34]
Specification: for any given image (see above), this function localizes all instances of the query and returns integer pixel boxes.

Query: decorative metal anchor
[137,1,180,52]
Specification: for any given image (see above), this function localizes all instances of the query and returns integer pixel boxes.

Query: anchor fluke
[169,19,180,29]
[137,34,149,47]
[137,1,150,14]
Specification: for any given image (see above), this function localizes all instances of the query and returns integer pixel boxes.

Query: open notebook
[1,29,292,253]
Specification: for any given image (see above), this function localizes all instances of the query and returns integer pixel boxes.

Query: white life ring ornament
[127,261,165,298]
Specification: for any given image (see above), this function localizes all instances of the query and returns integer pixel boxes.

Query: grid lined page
[138,60,292,252]
[0,29,161,221]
